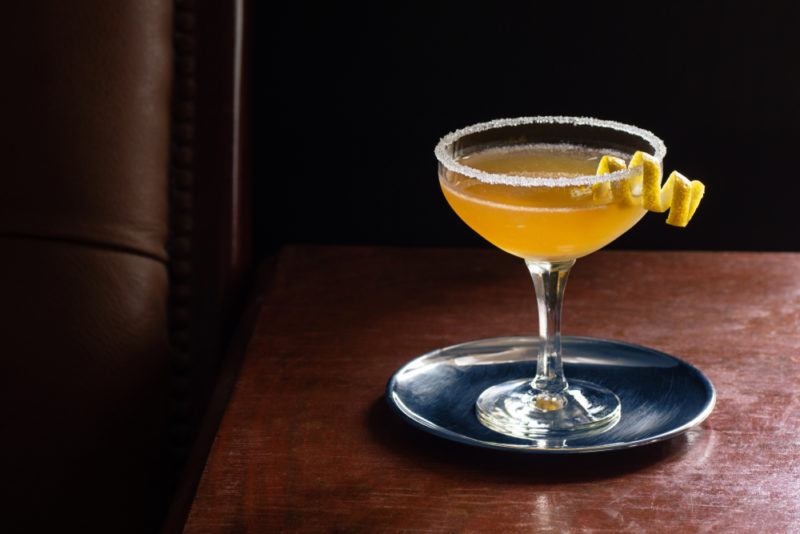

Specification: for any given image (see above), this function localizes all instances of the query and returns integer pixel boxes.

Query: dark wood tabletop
[182,246,800,533]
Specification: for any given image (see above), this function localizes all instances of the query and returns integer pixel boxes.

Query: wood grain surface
[183,246,800,533]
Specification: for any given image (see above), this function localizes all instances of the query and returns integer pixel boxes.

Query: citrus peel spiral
[594,152,705,227]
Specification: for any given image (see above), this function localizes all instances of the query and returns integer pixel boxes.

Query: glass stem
[526,259,575,409]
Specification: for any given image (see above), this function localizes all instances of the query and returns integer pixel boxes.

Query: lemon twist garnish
[592,155,623,203]
[595,151,705,227]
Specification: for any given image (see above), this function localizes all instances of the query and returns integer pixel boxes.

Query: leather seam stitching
[0,232,168,264]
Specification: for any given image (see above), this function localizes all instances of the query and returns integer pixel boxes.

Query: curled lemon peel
[591,155,623,203]
[594,151,705,227]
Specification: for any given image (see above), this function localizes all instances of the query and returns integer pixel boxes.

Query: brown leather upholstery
[0,1,250,531]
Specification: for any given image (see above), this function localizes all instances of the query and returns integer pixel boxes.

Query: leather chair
[0,1,251,531]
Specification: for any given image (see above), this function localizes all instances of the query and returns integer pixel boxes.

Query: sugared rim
[434,116,667,187]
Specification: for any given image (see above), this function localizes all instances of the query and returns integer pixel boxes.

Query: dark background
[254,3,800,258]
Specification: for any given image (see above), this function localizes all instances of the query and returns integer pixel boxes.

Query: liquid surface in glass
[440,143,646,261]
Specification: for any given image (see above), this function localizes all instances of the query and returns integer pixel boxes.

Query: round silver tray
[386,336,715,453]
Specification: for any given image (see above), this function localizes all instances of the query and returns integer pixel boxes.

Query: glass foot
[476,378,621,439]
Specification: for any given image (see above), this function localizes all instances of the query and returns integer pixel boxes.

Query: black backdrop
[254,3,800,258]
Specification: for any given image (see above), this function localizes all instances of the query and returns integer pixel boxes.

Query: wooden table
[183,246,800,532]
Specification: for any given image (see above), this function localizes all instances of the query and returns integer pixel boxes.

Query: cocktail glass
[435,116,666,439]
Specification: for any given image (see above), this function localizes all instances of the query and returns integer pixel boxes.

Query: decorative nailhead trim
[174,213,193,233]
[174,170,193,188]
[174,124,194,143]
[172,260,192,278]
[172,238,191,254]
[167,0,197,463]
[173,102,195,120]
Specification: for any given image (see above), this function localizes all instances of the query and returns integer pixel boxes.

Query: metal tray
[386,336,715,453]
